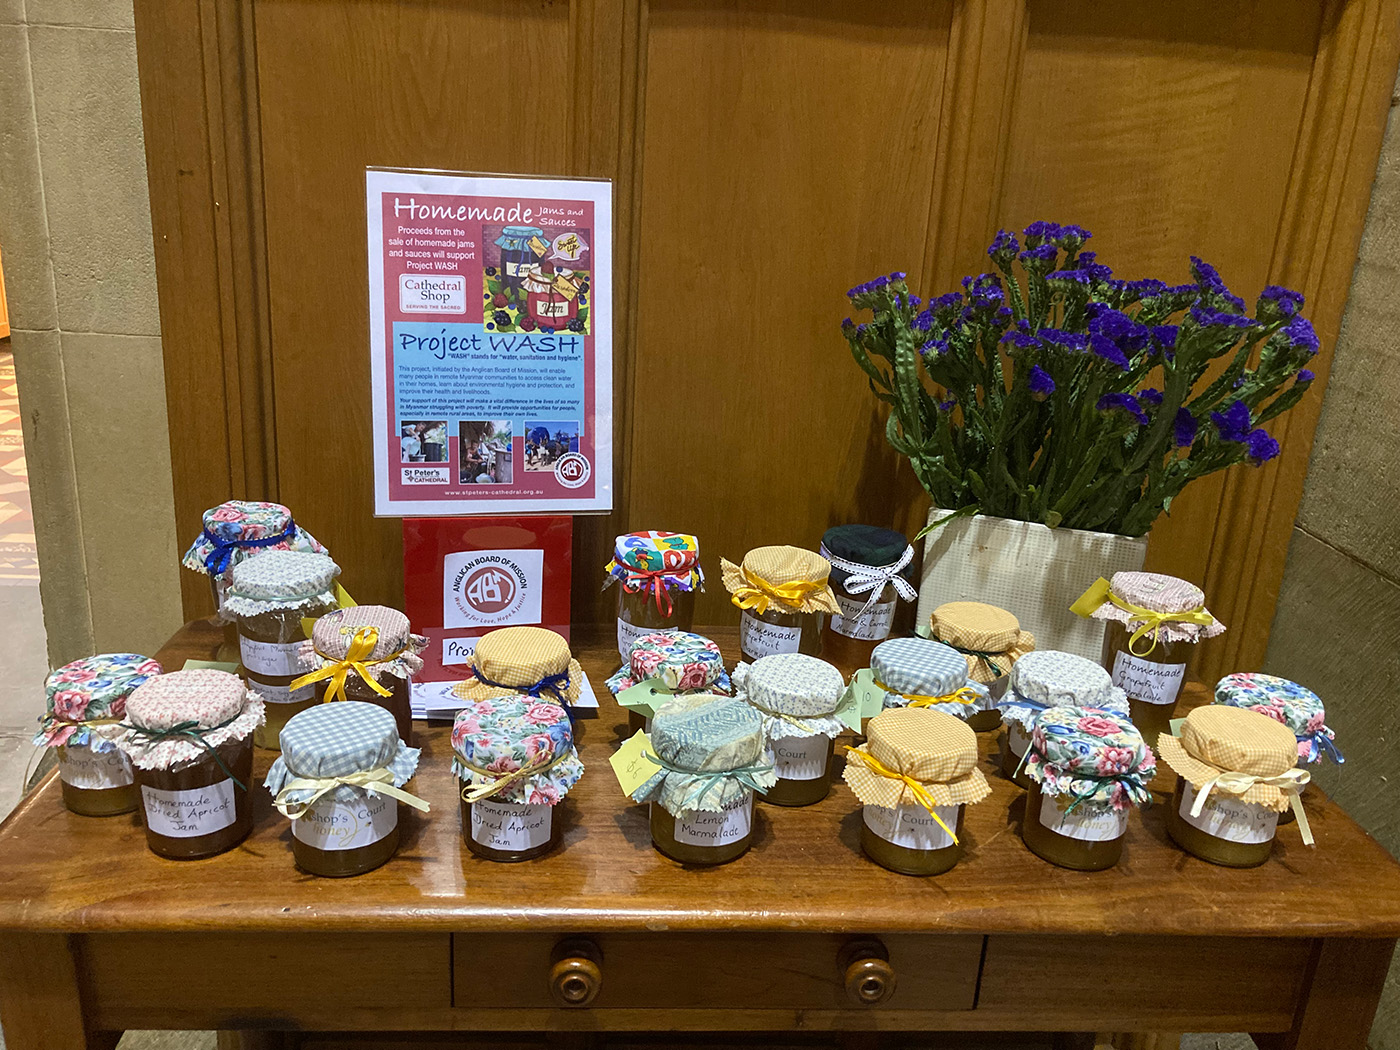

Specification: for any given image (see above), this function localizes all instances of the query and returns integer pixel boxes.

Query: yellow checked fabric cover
[929,601,1035,684]
[450,626,583,704]
[720,545,839,615]
[844,707,990,810]
[1157,705,1299,812]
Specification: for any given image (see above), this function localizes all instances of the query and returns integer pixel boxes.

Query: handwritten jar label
[829,594,896,641]
[141,779,237,838]
[1039,796,1129,842]
[740,612,801,658]
[254,680,315,706]
[1179,782,1279,844]
[294,792,398,851]
[616,616,653,661]
[771,735,829,781]
[58,744,134,790]
[1111,651,1187,707]
[673,791,753,847]
[239,636,306,677]
[471,798,553,851]
[863,803,958,850]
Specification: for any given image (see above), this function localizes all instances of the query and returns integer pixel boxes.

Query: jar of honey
[999,650,1128,790]
[606,629,730,735]
[451,626,583,716]
[817,525,917,677]
[868,637,989,725]
[736,653,845,807]
[630,694,776,866]
[452,695,582,862]
[1020,706,1154,871]
[603,531,703,661]
[927,601,1035,732]
[114,669,264,859]
[35,653,163,816]
[844,708,988,876]
[721,546,838,663]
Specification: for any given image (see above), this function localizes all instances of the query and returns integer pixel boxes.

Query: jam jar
[737,653,846,807]
[267,701,423,877]
[115,669,264,859]
[452,695,581,862]
[722,545,838,663]
[299,605,427,746]
[999,650,1128,790]
[604,531,703,661]
[607,629,731,736]
[844,708,989,877]
[223,549,340,749]
[816,525,916,678]
[1020,706,1154,871]
[927,601,1035,733]
[451,626,582,715]
[36,653,162,817]
[868,636,989,727]
[630,694,776,866]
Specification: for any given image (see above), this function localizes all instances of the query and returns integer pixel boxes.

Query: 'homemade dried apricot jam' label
[471,799,552,851]
[141,780,237,838]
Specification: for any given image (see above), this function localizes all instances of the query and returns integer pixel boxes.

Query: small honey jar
[736,653,846,807]
[451,626,583,714]
[721,545,839,663]
[603,531,704,660]
[606,629,730,734]
[816,524,917,676]
[868,637,990,725]
[999,650,1128,790]
[927,601,1035,732]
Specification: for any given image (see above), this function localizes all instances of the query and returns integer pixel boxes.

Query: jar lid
[1157,705,1302,812]
[819,524,915,594]
[222,550,340,617]
[1214,672,1340,765]
[494,226,545,249]
[736,653,844,741]
[605,629,729,695]
[929,601,1035,682]
[181,499,326,577]
[1025,705,1155,810]
[116,669,265,770]
[265,700,420,807]
[308,605,428,682]
[1002,650,1126,730]
[451,626,582,707]
[1089,571,1225,646]
[721,545,839,616]
[450,695,583,806]
[843,707,989,809]
[35,653,163,749]
[870,637,988,718]
[605,531,703,589]
[631,693,777,815]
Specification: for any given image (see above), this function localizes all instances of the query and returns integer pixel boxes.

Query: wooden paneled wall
[134,0,1400,680]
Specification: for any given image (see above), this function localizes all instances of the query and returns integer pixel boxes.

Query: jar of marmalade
[451,626,583,716]
[927,602,1035,732]
[224,550,340,749]
[114,669,264,859]
[1020,706,1154,871]
[722,546,838,663]
[452,695,582,862]
[868,637,989,725]
[844,708,989,876]
[817,525,917,677]
[607,629,730,735]
[999,650,1128,790]
[604,531,703,661]
[737,653,846,807]
[267,701,424,877]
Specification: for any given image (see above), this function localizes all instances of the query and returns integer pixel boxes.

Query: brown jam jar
[461,793,561,862]
[817,525,915,678]
[819,583,896,678]
[739,607,823,663]
[1000,723,1034,790]
[1165,778,1277,868]
[57,743,139,817]
[618,587,697,660]
[860,803,964,876]
[1102,620,1185,752]
[135,738,254,859]
[764,734,836,807]
[316,674,413,748]
[607,531,704,660]
[650,792,754,866]
[1023,782,1126,871]
[293,793,402,877]
[238,601,334,749]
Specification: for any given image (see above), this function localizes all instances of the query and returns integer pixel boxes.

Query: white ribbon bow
[1191,767,1313,847]
[820,544,918,619]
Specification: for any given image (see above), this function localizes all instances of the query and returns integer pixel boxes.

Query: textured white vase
[915,509,1149,662]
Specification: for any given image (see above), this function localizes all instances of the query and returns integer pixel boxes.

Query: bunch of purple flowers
[843,221,1318,537]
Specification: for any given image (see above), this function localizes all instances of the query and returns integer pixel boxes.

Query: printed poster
[366,168,613,515]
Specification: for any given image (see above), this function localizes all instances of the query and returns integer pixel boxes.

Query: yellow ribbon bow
[874,678,981,710]
[290,625,403,705]
[729,569,826,615]
[843,746,959,844]
[1071,577,1215,657]
[1191,767,1313,847]
[273,767,430,819]
[458,752,568,804]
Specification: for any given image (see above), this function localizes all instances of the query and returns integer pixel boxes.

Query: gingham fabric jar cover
[181,499,326,577]
[870,637,990,719]
[734,653,846,743]
[35,653,163,750]
[631,694,778,815]
[1214,672,1341,765]
[114,669,265,770]
[606,629,730,695]
[265,700,420,808]
[451,626,583,706]
[221,550,340,617]
[1089,571,1225,647]
[720,545,840,616]
[928,601,1035,685]
[603,531,704,596]
[844,708,991,810]
[1024,705,1156,812]
[302,606,428,683]
[451,695,583,806]
[1000,649,1128,733]
[1158,705,1305,813]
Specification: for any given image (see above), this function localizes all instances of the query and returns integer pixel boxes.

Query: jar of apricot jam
[604,531,703,661]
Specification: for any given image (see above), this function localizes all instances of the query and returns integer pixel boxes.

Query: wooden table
[3,621,1399,1050]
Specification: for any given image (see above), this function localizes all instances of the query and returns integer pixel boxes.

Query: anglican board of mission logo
[442,549,544,629]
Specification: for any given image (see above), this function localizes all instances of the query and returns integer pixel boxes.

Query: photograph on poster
[524,421,579,472]
[400,420,447,463]
[460,420,512,485]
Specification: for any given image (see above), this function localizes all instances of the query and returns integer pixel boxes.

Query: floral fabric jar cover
[452,695,584,806]
[181,500,326,580]
[606,629,730,695]
[35,653,162,751]
[1214,672,1341,765]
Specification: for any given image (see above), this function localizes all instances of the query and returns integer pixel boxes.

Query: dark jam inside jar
[819,582,895,678]
[135,736,254,859]
[237,597,335,749]
[650,792,754,866]
[1165,777,1277,868]
[1101,620,1188,752]
[1022,781,1126,871]
[316,673,413,747]
[738,607,822,664]
[460,789,561,862]
[617,585,696,661]
[859,803,964,876]
[762,734,835,807]
[57,742,139,816]
[291,790,401,877]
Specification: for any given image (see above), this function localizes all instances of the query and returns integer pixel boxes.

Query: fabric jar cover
[734,652,846,744]
[1090,571,1225,646]
[844,707,990,810]
[265,700,420,808]
[181,500,326,577]
[720,545,840,616]
[870,637,990,719]
[221,550,340,617]
[1001,649,1127,733]
[929,601,1035,686]
[1025,705,1156,812]
[603,531,704,596]
[1157,705,1302,813]
[818,524,917,611]
[451,695,583,806]
[450,626,583,706]
[606,629,730,695]
[114,669,265,771]
[631,693,777,815]
[35,653,164,750]
[303,606,428,684]
[1214,672,1341,765]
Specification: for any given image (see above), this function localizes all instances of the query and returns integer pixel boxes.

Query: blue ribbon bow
[470,666,574,714]
[1305,730,1345,765]
[202,520,298,576]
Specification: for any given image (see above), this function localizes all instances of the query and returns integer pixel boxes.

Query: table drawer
[452,933,982,1011]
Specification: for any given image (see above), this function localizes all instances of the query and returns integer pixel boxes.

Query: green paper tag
[610,731,663,797]
[849,667,888,720]
[182,659,239,673]
[616,677,669,717]
[835,679,864,733]
[1168,717,1187,737]
[915,623,934,640]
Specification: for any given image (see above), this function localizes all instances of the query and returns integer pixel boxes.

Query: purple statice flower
[1122,278,1168,299]
[855,323,868,338]
[908,295,922,309]
[1190,302,1255,329]
[872,275,890,289]
[890,271,907,281]
[846,281,870,298]
[1096,392,1148,425]
[1190,256,1247,311]
[1295,368,1315,386]
[938,395,958,412]
[1047,269,1090,287]
[1018,243,1059,269]
[988,229,1020,263]
[912,309,935,332]
[1151,325,1179,349]
[1055,225,1092,251]
[931,292,963,313]
[892,293,903,310]
[1282,316,1320,355]
[841,317,855,335]
[961,273,1005,307]
[1023,220,1064,246]
[1260,285,1304,319]
[1165,282,1200,298]
[1138,387,1164,408]
[919,336,951,357]
[1039,328,1090,352]
[1000,330,1041,351]
[1089,305,1151,352]
[1210,400,1252,443]
[1077,251,1113,283]
[1174,408,1198,448]
[1028,365,1056,401]
[1090,333,1130,370]
[1246,428,1281,465]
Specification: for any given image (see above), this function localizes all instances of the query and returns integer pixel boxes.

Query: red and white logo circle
[554,452,591,489]
[462,565,516,615]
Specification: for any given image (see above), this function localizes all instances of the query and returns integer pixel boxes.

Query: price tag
[847,667,888,720]
[616,678,669,717]
[610,731,664,796]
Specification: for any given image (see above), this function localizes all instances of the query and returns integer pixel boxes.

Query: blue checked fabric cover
[265,701,420,807]
[632,693,777,815]
[1001,649,1127,732]
[35,653,163,750]
[1214,672,1341,765]
[606,629,731,694]
[222,550,340,616]
[870,637,990,719]
[1025,704,1155,812]
[733,653,845,743]
[451,695,583,805]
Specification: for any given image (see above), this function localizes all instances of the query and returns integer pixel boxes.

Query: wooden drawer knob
[839,937,897,1006]
[549,938,603,1007]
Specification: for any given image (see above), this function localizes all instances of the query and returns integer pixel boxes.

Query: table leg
[1253,937,1396,1050]
[0,933,117,1050]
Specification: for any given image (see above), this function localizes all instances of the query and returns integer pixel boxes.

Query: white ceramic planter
[915,509,1148,662]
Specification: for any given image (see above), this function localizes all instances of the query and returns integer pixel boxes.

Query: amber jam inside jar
[315,674,413,748]
[291,790,401,877]
[763,734,835,807]
[1166,777,1277,868]
[616,585,696,661]
[237,597,335,749]
[1101,620,1187,752]
[650,791,754,866]
[819,582,896,678]
[738,608,822,664]
[860,803,964,876]
[57,742,139,816]
[1000,723,1034,790]
[134,737,254,859]
[1023,781,1127,871]
[460,790,561,862]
